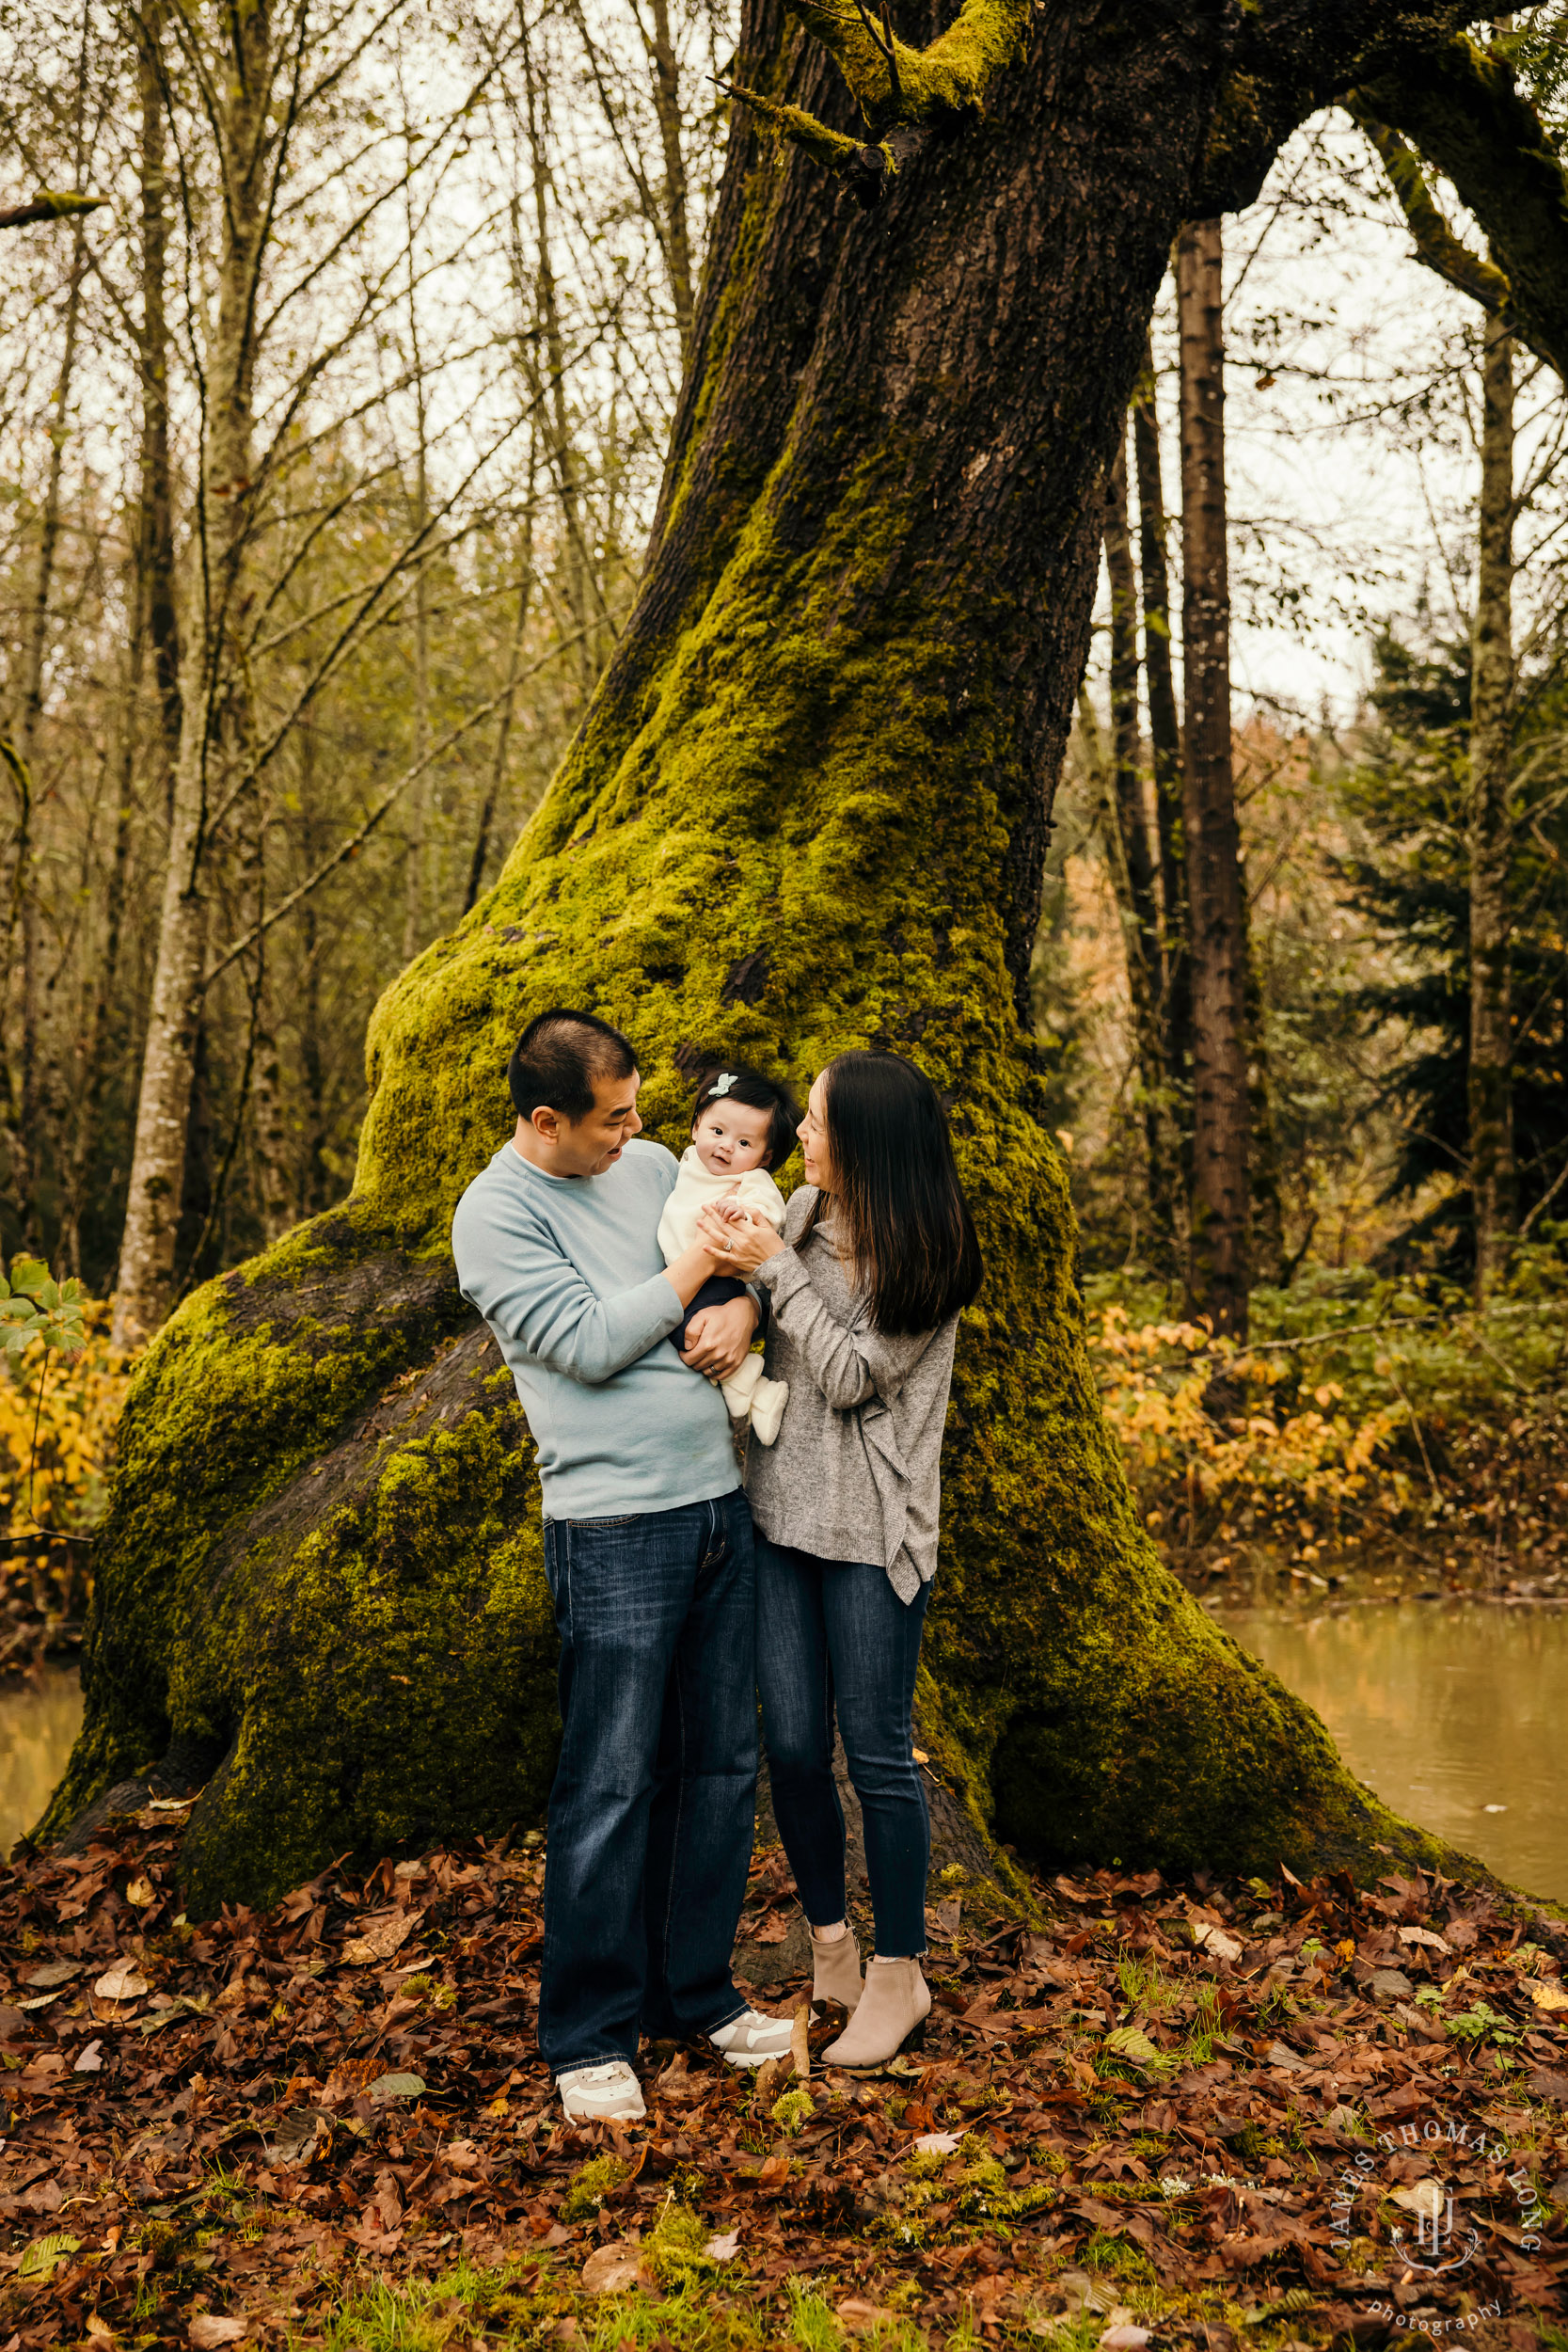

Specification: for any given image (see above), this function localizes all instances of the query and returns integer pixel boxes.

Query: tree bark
[401,124,435,968]
[61,10,182,1279]
[51,0,1491,1913]
[1178,218,1250,1339]
[521,16,601,702]
[465,577,531,914]
[1132,331,1192,1168]
[112,0,271,1350]
[136,0,182,812]
[1102,434,1176,1253]
[466,456,537,914]
[644,0,696,364]
[2,212,88,1246]
[1245,929,1288,1285]
[1468,313,1515,1302]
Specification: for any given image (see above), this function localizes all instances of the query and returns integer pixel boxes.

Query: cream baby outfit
[657,1148,791,1445]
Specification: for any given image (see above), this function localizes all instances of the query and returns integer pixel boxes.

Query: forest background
[2,0,1568,1661]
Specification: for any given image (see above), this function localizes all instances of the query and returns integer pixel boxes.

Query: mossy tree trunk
[51,0,1504,1914]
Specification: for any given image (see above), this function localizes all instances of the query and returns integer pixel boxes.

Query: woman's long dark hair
[801,1051,983,1335]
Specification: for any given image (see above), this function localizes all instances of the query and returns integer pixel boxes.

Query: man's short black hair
[509,1009,638,1124]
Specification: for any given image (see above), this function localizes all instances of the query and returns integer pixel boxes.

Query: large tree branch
[1346,99,1512,318]
[1356,33,1568,385]
[721,0,1029,194]
[0,191,105,230]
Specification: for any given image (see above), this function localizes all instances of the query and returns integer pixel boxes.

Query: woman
[697,1050,983,2068]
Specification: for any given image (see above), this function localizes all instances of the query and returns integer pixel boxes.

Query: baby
[657,1064,800,1446]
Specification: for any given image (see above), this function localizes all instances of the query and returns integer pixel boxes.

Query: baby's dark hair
[691,1063,801,1171]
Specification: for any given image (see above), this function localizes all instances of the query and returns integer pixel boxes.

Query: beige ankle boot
[822,1955,930,2070]
[811,1924,863,2012]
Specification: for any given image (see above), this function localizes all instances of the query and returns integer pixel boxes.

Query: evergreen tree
[1342,627,1568,1267]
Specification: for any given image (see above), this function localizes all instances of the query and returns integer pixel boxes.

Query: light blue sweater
[451,1137,739,1521]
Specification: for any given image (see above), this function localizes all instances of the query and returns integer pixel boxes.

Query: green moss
[640,2196,721,2290]
[787,0,1030,129]
[770,2087,816,2134]
[561,2155,632,2222]
[46,1236,559,1914]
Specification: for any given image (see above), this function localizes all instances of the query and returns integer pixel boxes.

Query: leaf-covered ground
[3,1816,1567,2352]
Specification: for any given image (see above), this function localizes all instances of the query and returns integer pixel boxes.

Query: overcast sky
[1126,112,1568,731]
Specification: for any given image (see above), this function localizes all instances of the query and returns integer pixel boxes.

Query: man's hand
[681,1293,759,1380]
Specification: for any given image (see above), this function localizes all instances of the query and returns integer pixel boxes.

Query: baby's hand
[696,1200,777,1276]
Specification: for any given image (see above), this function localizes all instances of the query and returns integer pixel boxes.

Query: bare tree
[111,0,276,1346]
[1132,328,1191,1173]
[1,4,99,1248]
[1468,312,1517,1298]
[1178,217,1250,1337]
[1101,431,1177,1250]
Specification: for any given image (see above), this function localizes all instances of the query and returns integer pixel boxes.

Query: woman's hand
[696,1200,782,1277]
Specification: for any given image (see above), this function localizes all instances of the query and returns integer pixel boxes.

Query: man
[451,1008,793,2123]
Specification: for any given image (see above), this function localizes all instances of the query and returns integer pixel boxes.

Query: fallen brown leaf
[580,2243,640,2294]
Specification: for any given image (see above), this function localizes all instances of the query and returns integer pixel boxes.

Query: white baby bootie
[749,1376,789,1447]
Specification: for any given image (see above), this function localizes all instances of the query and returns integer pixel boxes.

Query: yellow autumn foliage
[0,1306,134,1603]
[1092,1302,1410,1542]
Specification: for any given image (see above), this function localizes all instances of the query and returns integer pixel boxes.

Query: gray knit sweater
[744,1187,959,1603]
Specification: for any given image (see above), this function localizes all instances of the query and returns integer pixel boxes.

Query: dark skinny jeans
[539,1491,757,2075]
[753,1534,930,1958]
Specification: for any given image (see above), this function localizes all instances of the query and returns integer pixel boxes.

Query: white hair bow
[711,1072,737,1095]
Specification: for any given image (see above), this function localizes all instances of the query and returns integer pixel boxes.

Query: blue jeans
[539,1491,757,2075]
[754,1534,930,1958]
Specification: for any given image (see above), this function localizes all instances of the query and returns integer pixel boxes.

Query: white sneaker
[557,2059,646,2122]
[749,1378,788,1447]
[708,2008,795,2067]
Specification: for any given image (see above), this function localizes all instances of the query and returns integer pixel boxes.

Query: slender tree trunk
[113,0,271,1349]
[62,18,181,1283]
[1245,928,1287,1284]
[1,215,88,1245]
[54,0,1478,1911]
[467,436,537,914]
[1132,327,1192,1171]
[1178,217,1250,1338]
[521,17,598,700]
[1468,313,1515,1303]
[402,133,435,967]
[466,562,533,914]
[58,575,141,1279]
[137,0,182,809]
[250,967,293,1245]
[645,0,696,364]
[1102,436,1175,1248]
[297,723,330,1218]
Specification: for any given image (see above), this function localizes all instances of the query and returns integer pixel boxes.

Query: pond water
[2,1604,1565,1896]
[1220,1599,1568,1903]
[0,1663,83,1856]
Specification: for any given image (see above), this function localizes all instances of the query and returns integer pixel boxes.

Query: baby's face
[692,1100,772,1176]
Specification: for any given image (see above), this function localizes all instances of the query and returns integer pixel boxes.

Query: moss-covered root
[40,1206,560,1915]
